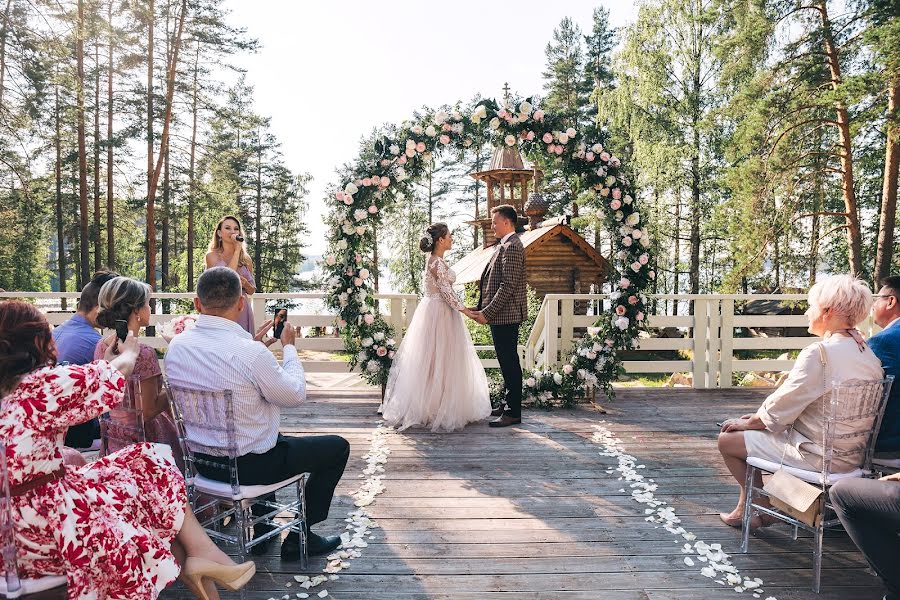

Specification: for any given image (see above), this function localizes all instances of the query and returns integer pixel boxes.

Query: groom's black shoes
[489,415,521,428]
[490,405,506,418]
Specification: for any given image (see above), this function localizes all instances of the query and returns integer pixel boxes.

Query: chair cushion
[747,456,866,485]
[190,473,305,501]
[0,574,67,596]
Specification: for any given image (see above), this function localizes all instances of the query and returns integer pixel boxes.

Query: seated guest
[92,275,183,470]
[0,300,255,600]
[717,275,883,528]
[870,275,900,455]
[165,267,350,560]
[831,474,900,600]
[51,269,118,449]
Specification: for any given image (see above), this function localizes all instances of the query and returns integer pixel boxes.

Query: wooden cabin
[455,145,611,300]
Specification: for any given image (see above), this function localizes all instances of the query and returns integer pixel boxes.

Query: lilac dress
[212,256,256,333]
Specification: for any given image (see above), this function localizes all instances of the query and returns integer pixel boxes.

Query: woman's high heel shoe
[182,557,256,599]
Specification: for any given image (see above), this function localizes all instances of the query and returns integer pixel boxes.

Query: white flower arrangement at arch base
[323,95,655,402]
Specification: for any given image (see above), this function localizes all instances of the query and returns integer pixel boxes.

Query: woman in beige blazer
[717,275,883,528]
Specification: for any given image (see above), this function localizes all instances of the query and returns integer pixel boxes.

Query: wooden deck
[160,380,885,600]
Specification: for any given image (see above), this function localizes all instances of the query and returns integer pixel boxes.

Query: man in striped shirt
[165,267,349,559]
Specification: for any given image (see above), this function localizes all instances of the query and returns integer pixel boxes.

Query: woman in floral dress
[92,275,183,470]
[0,301,255,600]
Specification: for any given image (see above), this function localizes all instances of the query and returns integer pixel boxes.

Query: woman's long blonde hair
[209,215,253,270]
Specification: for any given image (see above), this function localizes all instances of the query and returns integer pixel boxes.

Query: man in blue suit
[871,275,900,454]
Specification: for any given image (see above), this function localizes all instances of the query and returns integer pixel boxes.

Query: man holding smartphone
[165,267,349,560]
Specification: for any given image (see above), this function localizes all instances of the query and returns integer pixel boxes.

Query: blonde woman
[205,215,256,333]
[717,275,883,528]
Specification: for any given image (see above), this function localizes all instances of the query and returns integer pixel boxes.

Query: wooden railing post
[707,298,721,389]
[545,296,560,368]
[720,298,735,388]
[560,298,574,356]
[252,295,266,333]
[692,298,709,389]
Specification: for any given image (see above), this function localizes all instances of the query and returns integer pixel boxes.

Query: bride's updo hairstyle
[419,222,449,253]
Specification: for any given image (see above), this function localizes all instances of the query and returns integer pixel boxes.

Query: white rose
[411,125,424,135]
[359,268,370,280]
[389,144,400,155]
[337,239,348,250]
[615,210,624,222]
[373,331,384,341]
[361,337,373,347]
[519,101,532,114]
[434,111,448,125]
[565,127,577,138]
[386,338,395,346]
[475,105,487,118]
[553,373,563,385]
[592,143,603,153]
[325,255,336,266]
[505,134,516,146]
[615,316,629,330]
[425,125,436,137]
[631,229,642,240]
[489,117,500,130]
[355,225,366,235]
[354,208,367,221]
[366,360,380,373]
[557,132,569,144]
[344,183,358,195]
[525,377,537,388]
[626,212,640,226]
[342,223,355,235]
[605,176,616,186]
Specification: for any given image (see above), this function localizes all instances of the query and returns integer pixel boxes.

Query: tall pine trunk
[0,0,12,107]
[818,0,862,276]
[146,0,155,288]
[254,123,262,288]
[187,43,199,290]
[875,83,898,285]
[106,0,115,268]
[93,43,101,270]
[76,0,90,285]
[55,81,67,309]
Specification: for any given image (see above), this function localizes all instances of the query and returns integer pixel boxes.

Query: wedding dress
[382,255,492,432]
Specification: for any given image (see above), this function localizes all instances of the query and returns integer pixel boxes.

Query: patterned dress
[93,340,184,472]
[1,362,186,599]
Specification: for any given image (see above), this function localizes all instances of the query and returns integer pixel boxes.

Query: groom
[467,204,527,428]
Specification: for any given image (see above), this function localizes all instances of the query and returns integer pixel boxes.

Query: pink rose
[376,346,387,357]
[338,319,347,328]
[363,314,375,325]
[380,159,391,167]
[649,271,656,280]
[388,351,395,359]
[610,199,621,210]
[606,339,614,347]
[600,151,611,162]
[380,176,390,187]
[416,142,426,153]
[631,261,641,272]
[353,277,363,287]
[563,364,574,375]
[526,131,535,141]
[622,236,633,247]
[362,177,372,187]
[405,148,416,158]
[554,145,564,155]
[533,110,545,121]
[335,191,346,202]
[628,295,638,305]
[542,132,553,144]
[343,196,354,205]
[442,123,452,132]
[368,205,378,214]
[615,305,626,316]
[619,277,631,289]
[439,135,450,145]
[612,188,622,200]
[639,253,649,265]
[637,312,645,322]
[586,152,595,162]
[498,109,508,119]
[398,155,408,165]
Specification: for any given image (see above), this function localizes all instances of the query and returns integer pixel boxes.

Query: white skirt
[382,296,491,432]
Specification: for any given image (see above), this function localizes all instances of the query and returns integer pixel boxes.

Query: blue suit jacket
[870,322,900,452]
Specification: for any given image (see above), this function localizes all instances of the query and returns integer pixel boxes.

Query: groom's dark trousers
[491,323,522,419]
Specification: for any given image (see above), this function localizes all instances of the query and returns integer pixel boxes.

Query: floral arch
[322,96,654,405]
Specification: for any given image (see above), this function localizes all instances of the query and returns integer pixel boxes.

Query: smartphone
[716,421,725,428]
[272,308,288,338]
[114,319,128,343]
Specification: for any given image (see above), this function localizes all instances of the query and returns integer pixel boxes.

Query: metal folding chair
[0,442,67,599]
[740,376,894,593]
[167,383,309,571]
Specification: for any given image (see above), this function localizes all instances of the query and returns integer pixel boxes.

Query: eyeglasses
[874,294,897,302]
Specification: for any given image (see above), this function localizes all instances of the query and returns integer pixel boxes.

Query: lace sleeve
[429,258,465,311]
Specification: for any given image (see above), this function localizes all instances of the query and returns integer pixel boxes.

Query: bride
[382,222,492,432]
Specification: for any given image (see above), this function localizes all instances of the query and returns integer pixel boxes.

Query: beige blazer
[755,335,884,472]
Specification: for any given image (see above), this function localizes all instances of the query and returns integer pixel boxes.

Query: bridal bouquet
[160,314,198,342]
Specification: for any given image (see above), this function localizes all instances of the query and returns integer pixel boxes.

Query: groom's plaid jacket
[477,233,527,325]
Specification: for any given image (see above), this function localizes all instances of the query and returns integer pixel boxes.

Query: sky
[221,1,640,256]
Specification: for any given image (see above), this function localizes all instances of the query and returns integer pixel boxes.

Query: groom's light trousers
[491,323,522,418]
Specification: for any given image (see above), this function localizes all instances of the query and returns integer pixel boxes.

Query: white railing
[3,291,882,386]
[526,294,882,388]
[0,291,418,374]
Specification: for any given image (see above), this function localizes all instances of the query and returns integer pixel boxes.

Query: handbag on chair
[761,343,828,527]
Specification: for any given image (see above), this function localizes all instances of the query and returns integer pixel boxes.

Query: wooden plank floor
[160,381,886,600]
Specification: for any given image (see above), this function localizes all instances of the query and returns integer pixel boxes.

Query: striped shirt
[164,314,306,456]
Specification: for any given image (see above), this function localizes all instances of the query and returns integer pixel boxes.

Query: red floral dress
[0,362,186,599]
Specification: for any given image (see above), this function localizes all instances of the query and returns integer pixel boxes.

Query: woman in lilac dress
[93,276,184,471]
[205,215,256,333]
